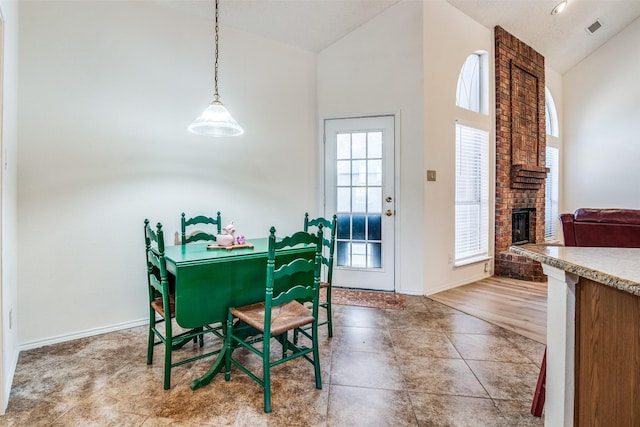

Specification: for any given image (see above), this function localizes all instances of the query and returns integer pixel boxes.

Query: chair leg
[194,326,204,347]
[163,341,172,390]
[326,287,333,338]
[224,313,233,381]
[263,337,272,413]
[147,311,155,365]
[311,323,322,389]
[279,332,288,358]
[163,318,172,390]
[531,348,546,417]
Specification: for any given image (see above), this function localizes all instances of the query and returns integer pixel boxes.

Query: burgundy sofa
[560,208,640,248]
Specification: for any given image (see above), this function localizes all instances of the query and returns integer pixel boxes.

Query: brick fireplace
[494,27,548,282]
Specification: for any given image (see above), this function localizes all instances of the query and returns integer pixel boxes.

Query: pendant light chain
[214,0,220,101]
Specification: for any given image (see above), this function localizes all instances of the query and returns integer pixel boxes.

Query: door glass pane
[368,215,382,240]
[352,133,367,158]
[337,133,350,159]
[368,243,381,268]
[337,215,351,240]
[352,160,367,186]
[336,241,349,266]
[367,187,382,213]
[368,159,382,185]
[352,215,366,240]
[337,160,351,186]
[337,188,351,212]
[351,243,367,268]
[368,132,382,158]
[352,188,366,212]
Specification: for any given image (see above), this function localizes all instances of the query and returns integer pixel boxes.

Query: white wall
[0,0,19,413]
[423,0,493,294]
[17,1,317,346]
[318,0,425,295]
[563,17,640,211]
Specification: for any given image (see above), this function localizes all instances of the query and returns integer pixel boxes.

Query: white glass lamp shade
[188,99,244,137]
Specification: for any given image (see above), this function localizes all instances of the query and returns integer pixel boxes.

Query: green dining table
[162,237,316,390]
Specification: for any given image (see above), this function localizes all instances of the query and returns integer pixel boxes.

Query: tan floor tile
[48,399,148,426]
[327,385,417,427]
[422,298,464,317]
[466,360,540,401]
[494,399,545,426]
[331,325,394,353]
[384,310,444,332]
[403,295,430,312]
[409,392,506,427]
[153,376,251,425]
[501,330,546,366]
[392,329,461,359]
[331,350,404,390]
[437,312,506,335]
[449,333,532,362]
[1,396,74,427]
[398,355,488,397]
[232,377,328,426]
[331,305,388,329]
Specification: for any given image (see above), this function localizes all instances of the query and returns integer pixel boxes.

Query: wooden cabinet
[575,278,640,426]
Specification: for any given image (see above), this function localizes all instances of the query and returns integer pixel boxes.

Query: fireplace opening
[512,209,534,245]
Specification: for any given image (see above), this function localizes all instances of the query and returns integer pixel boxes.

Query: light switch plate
[426,170,436,181]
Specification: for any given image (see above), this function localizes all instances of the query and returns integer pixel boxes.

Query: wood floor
[429,276,547,344]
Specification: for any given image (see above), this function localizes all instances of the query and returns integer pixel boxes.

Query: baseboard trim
[19,318,148,351]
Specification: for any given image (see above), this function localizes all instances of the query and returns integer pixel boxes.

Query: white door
[324,116,395,292]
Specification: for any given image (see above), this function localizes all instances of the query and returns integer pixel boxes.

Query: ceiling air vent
[586,19,603,35]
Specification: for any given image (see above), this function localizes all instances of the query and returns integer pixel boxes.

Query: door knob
[385,209,393,216]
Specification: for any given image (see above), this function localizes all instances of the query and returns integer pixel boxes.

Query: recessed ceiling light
[551,0,568,15]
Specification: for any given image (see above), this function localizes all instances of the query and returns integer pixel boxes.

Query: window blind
[545,147,559,240]
[455,123,489,262]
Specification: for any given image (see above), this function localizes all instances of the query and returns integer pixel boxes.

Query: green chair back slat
[271,257,318,307]
[181,211,222,244]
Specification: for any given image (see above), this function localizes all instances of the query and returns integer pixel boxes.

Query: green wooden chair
[144,219,221,389]
[181,211,222,244]
[304,212,338,337]
[224,226,323,413]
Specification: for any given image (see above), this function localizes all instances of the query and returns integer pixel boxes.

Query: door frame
[319,112,401,292]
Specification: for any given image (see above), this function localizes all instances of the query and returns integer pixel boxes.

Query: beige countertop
[509,244,640,296]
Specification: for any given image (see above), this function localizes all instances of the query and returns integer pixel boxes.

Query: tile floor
[2,296,545,426]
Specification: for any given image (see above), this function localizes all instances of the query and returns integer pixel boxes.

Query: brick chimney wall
[494,26,548,282]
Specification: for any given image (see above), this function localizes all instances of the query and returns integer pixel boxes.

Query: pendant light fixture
[189,0,244,137]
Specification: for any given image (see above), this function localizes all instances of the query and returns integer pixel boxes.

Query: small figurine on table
[215,223,236,246]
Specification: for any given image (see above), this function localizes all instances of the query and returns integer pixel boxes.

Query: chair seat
[150,294,175,319]
[232,300,314,336]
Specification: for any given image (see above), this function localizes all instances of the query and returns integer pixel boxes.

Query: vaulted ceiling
[159,0,640,74]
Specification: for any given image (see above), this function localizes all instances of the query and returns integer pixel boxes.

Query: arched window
[456,52,488,114]
[545,87,559,137]
[454,51,490,264]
